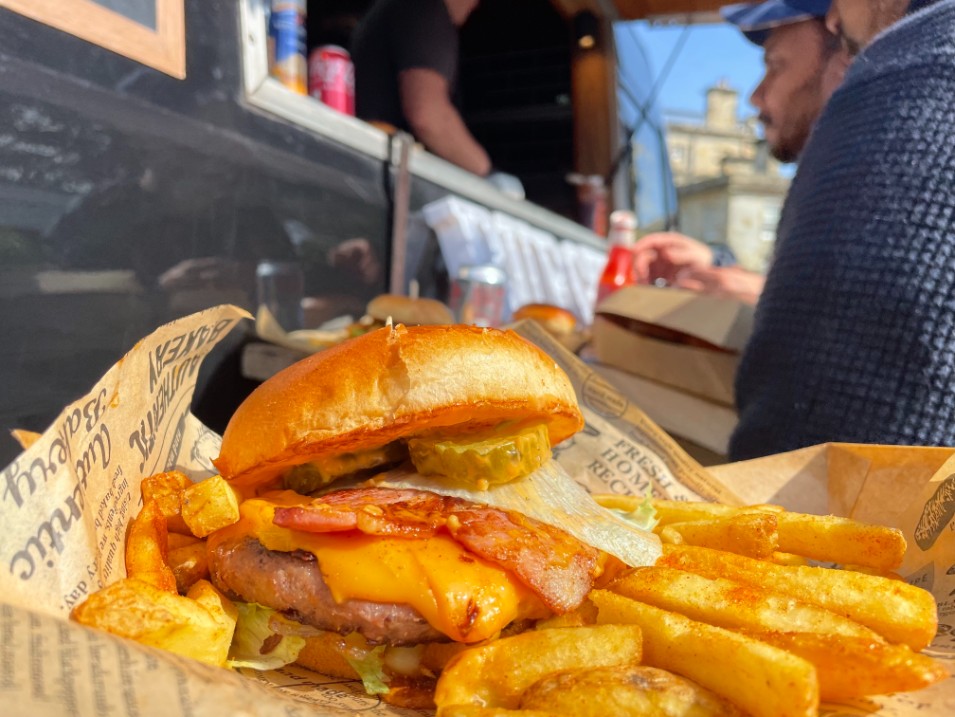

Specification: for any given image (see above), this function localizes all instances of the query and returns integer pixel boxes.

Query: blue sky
[616,21,765,123]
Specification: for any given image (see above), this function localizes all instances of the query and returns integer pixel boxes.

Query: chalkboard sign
[0,0,184,78]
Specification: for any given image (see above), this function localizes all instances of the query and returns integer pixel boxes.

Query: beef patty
[208,535,445,645]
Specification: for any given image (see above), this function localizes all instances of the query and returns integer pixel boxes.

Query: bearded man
[630,1,849,305]
[730,0,955,459]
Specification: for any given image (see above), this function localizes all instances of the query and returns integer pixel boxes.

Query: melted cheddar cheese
[209,491,548,643]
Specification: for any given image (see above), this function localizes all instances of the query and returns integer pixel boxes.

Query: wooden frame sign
[0,0,186,79]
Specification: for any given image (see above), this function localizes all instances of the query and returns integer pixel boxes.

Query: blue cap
[721,0,831,46]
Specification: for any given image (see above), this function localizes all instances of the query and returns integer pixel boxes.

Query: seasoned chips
[590,591,819,717]
[436,497,944,716]
[74,473,237,667]
[658,543,938,650]
[71,577,237,667]
[519,664,745,717]
[434,625,643,711]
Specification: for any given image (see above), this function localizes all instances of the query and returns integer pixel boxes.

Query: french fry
[842,564,903,580]
[125,498,177,593]
[596,495,738,524]
[187,579,240,666]
[141,470,192,535]
[596,495,786,524]
[433,624,642,711]
[659,544,938,650]
[597,497,905,571]
[657,525,683,545]
[168,539,210,594]
[591,590,819,717]
[440,708,562,717]
[748,503,785,513]
[519,664,746,717]
[661,513,779,559]
[610,567,881,640]
[774,511,906,572]
[533,601,597,630]
[773,551,810,566]
[744,631,948,701]
[11,428,42,450]
[71,577,237,667]
[167,532,202,551]
[181,475,241,538]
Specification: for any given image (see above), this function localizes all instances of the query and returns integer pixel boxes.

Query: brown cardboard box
[591,362,737,464]
[593,285,754,406]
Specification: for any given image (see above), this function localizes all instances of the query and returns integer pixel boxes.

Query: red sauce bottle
[595,210,638,307]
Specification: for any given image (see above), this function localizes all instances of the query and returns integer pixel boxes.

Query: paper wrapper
[1,306,952,716]
[254,304,351,354]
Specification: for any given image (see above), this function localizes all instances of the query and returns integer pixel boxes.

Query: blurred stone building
[665,81,789,273]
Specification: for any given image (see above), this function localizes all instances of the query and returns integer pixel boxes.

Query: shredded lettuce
[344,644,391,695]
[227,602,306,670]
[620,494,659,532]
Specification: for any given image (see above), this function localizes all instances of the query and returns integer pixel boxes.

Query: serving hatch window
[239,0,672,257]
[250,0,582,223]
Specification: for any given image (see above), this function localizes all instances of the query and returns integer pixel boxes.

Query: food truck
[0,0,726,465]
[3,5,955,717]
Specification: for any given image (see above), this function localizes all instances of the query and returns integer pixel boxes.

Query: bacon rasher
[273,487,599,612]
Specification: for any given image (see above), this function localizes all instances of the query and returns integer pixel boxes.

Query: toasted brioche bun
[294,632,468,709]
[512,303,577,338]
[294,634,358,681]
[366,294,454,325]
[215,324,583,489]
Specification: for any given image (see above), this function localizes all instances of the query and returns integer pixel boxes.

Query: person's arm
[399,68,492,177]
[673,266,765,305]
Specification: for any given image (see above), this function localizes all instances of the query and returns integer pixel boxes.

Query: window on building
[761,202,781,243]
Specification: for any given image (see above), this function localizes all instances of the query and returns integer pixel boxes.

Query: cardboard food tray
[1,305,952,716]
[593,285,754,406]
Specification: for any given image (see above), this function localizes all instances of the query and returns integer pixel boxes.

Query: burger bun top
[512,303,577,338]
[366,294,454,326]
[215,324,583,489]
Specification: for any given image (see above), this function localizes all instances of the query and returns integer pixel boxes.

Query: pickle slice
[284,442,406,494]
[407,423,552,487]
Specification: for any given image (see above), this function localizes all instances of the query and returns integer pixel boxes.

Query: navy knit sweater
[730,0,955,460]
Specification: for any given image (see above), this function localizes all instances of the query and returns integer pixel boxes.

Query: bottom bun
[294,633,360,680]
[375,678,438,710]
[294,631,472,710]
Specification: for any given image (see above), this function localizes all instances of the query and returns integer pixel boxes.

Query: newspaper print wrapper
[0,306,952,716]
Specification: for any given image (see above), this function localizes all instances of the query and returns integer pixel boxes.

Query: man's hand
[673,266,766,306]
[327,237,383,285]
[631,232,715,285]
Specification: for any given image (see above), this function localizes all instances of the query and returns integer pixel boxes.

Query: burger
[511,302,590,353]
[345,293,455,338]
[365,293,455,327]
[206,323,659,705]
[512,303,577,340]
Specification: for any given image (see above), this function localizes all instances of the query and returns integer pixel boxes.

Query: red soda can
[309,45,355,115]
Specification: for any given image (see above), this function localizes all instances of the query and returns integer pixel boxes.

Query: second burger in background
[346,293,455,337]
[207,323,660,705]
[512,303,577,339]
[513,302,589,352]
[365,293,455,326]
